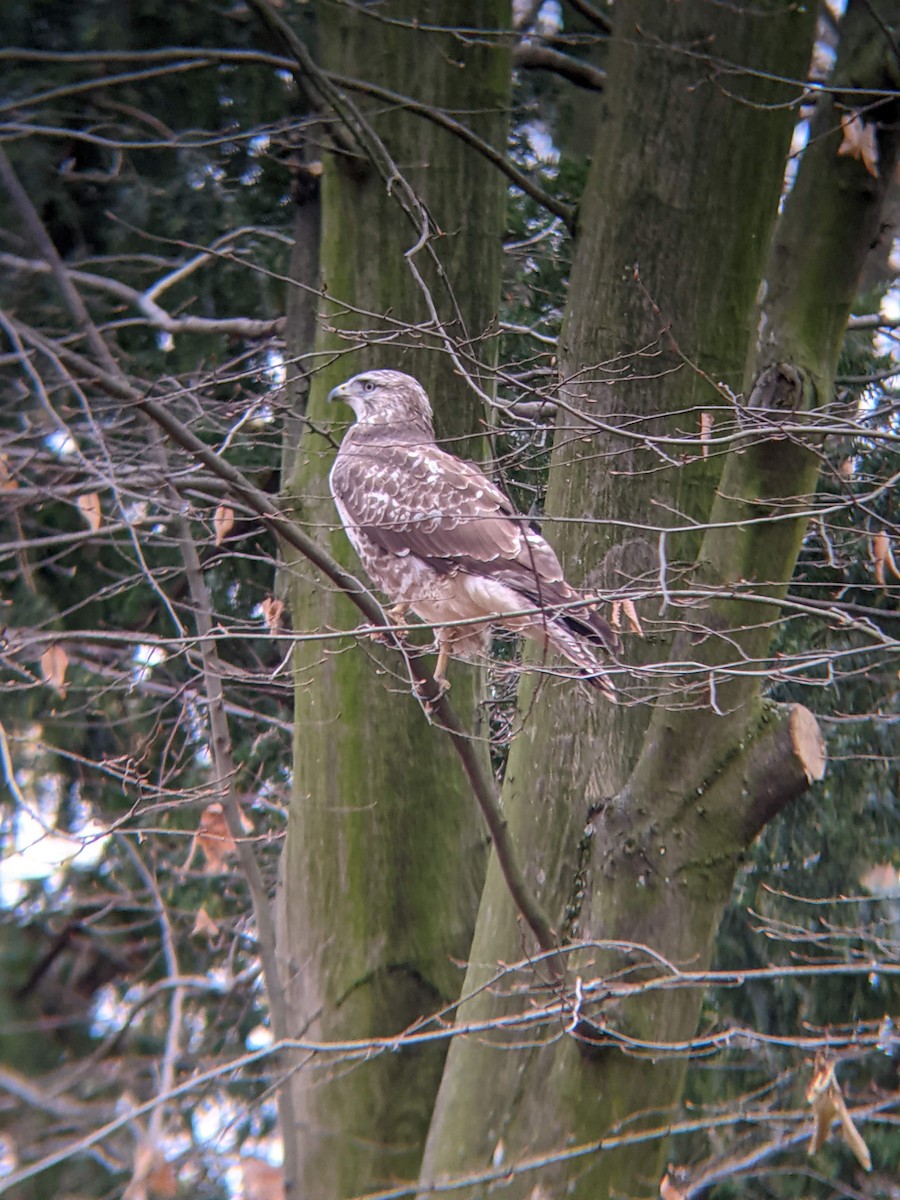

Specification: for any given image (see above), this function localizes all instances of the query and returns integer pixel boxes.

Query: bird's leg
[412,632,452,711]
[431,630,453,694]
[386,602,410,630]
[432,643,451,692]
[360,602,410,646]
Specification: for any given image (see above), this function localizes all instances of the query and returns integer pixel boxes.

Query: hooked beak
[328,381,351,404]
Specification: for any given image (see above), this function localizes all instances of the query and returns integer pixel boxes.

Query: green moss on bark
[279,4,510,1195]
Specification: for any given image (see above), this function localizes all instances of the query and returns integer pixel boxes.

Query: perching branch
[0,135,562,973]
[138,394,562,968]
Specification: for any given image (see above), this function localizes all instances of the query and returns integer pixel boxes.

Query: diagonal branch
[138,394,562,969]
[160,451,301,1184]
[327,70,577,229]
[564,0,613,35]
[0,138,562,975]
[247,0,576,232]
[512,42,607,91]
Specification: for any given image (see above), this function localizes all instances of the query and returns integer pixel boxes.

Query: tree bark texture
[420,4,899,1197]
[279,4,510,1197]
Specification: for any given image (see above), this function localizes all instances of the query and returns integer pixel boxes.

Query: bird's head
[328,369,434,435]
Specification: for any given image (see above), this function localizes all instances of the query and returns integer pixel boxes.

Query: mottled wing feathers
[330,433,618,656]
[331,438,538,574]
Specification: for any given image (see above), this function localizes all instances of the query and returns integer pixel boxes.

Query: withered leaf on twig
[124,1138,177,1200]
[242,1157,285,1200]
[859,862,900,897]
[40,644,69,697]
[660,1163,690,1200]
[872,530,899,590]
[837,111,879,177]
[609,598,644,637]
[190,802,254,874]
[806,1054,871,1172]
[191,905,219,940]
[699,411,712,458]
[214,503,235,546]
[261,595,284,633]
[0,453,17,491]
[77,492,102,532]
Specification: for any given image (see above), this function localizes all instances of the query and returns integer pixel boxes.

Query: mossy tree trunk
[420,3,900,1197]
[278,4,510,1197]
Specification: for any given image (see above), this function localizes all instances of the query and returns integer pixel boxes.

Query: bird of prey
[328,369,619,696]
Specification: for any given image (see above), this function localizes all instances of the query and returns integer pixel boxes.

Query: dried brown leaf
[807,1058,839,1156]
[837,1092,872,1172]
[699,411,712,458]
[125,1141,177,1200]
[214,504,235,546]
[0,453,17,491]
[194,802,252,872]
[261,596,284,633]
[609,598,644,637]
[40,644,69,697]
[859,862,900,896]
[806,1054,872,1171]
[197,803,236,873]
[242,1158,285,1200]
[660,1164,689,1200]
[837,112,879,178]
[191,905,219,940]
[621,598,644,637]
[77,492,102,532]
[872,530,899,588]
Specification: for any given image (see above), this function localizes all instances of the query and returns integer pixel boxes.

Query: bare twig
[0,125,562,980]
[512,41,607,91]
[138,395,562,968]
[0,252,285,339]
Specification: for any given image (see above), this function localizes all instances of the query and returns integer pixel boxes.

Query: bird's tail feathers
[559,605,620,657]
[519,580,620,657]
[542,616,617,702]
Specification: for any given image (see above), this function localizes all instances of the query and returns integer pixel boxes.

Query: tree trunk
[278,5,510,1197]
[420,4,898,1197]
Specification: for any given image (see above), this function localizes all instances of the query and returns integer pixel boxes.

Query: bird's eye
[363,380,376,393]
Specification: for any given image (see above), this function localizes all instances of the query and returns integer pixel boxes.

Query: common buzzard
[328,369,619,696]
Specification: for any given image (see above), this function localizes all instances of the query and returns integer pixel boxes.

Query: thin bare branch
[512,41,607,90]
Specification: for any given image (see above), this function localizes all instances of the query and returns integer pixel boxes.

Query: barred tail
[545,621,616,702]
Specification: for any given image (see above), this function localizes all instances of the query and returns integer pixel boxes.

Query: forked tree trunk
[278,4,510,1197]
[419,3,899,1197]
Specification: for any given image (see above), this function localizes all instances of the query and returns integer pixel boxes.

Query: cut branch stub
[732,702,827,843]
[791,703,827,785]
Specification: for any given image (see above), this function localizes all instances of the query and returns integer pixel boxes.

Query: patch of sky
[536,0,562,36]
[0,758,108,907]
[245,1024,273,1051]
[45,428,77,458]
[132,642,166,687]
[266,348,285,389]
